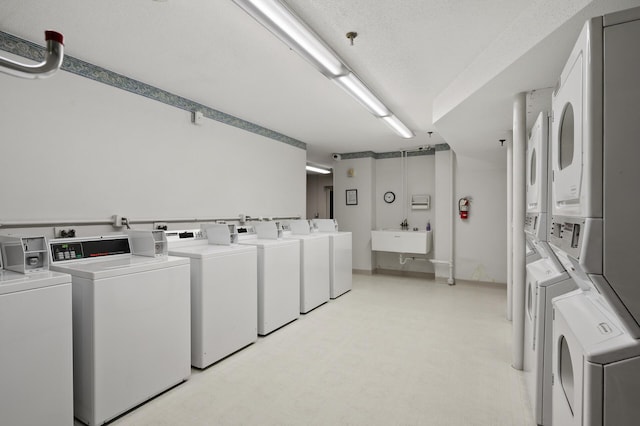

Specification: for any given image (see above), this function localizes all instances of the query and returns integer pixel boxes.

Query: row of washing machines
[522,6,640,426]
[0,219,351,426]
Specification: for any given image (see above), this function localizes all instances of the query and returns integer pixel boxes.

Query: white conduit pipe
[507,137,513,321]
[0,31,64,79]
[512,92,527,370]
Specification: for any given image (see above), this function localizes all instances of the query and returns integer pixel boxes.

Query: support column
[506,135,513,321]
[512,93,526,370]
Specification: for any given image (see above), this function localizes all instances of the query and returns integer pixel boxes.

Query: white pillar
[512,93,526,370]
[506,136,513,321]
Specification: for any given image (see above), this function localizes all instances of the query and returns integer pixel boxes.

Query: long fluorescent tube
[232,0,347,77]
[306,165,331,174]
[233,0,415,139]
[381,115,415,139]
[333,73,390,117]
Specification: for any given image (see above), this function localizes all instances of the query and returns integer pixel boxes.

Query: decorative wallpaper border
[339,143,450,160]
[0,31,307,150]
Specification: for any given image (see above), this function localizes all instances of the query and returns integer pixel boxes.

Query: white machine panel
[168,239,258,369]
[329,232,352,298]
[285,233,330,313]
[0,272,73,426]
[238,235,300,335]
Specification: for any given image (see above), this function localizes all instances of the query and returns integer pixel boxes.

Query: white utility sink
[371,229,432,254]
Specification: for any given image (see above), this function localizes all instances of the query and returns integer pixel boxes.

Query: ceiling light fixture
[306,165,331,174]
[232,0,346,77]
[381,115,414,139]
[233,0,414,139]
[333,73,389,117]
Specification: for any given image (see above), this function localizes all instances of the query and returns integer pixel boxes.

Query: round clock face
[384,191,395,203]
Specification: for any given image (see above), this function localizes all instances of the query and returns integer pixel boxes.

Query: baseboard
[352,269,373,275]
[452,278,507,288]
[374,268,435,279]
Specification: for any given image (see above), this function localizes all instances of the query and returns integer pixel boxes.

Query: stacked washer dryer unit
[523,112,576,426]
[165,224,258,368]
[550,7,640,425]
[284,220,330,313]
[238,222,300,335]
[48,231,191,426]
[312,218,352,299]
[0,235,73,426]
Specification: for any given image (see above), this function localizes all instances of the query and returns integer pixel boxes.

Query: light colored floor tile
[79,274,535,426]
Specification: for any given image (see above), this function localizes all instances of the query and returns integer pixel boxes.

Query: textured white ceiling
[1,0,639,168]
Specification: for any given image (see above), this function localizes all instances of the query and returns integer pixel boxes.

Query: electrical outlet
[112,215,123,227]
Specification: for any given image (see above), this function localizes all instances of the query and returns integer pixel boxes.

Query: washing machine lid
[49,255,189,280]
[0,270,70,295]
[526,257,569,288]
[169,243,256,259]
[554,291,640,363]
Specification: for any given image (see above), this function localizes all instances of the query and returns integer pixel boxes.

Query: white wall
[306,174,333,219]
[0,62,306,226]
[374,155,435,274]
[333,157,375,272]
[454,154,507,283]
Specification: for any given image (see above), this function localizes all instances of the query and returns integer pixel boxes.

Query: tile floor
[91,274,534,426]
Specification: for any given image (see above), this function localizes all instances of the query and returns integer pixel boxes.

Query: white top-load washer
[48,232,191,426]
[0,236,73,426]
[312,219,352,299]
[283,220,330,313]
[549,7,640,425]
[165,224,257,369]
[237,223,300,335]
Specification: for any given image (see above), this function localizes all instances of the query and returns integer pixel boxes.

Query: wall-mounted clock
[384,191,396,203]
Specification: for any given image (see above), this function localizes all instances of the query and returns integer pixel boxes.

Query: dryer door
[551,54,583,217]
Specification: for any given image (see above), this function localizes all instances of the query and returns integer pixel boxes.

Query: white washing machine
[550,7,640,425]
[0,236,73,426]
[166,225,258,369]
[524,250,575,426]
[525,112,550,243]
[48,234,191,426]
[313,219,352,299]
[238,223,300,335]
[284,220,330,313]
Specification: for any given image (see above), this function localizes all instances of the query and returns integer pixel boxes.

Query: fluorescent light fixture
[233,0,414,139]
[333,73,390,117]
[306,165,331,174]
[381,115,415,139]
[232,0,347,77]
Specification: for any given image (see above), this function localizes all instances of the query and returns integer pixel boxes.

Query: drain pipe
[0,31,64,79]
[512,92,526,371]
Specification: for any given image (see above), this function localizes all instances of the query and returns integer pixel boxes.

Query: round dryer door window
[559,335,575,414]
[530,149,537,186]
[559,103,575,170]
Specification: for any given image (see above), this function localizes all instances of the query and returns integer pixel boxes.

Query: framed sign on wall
[346,189,358,206]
